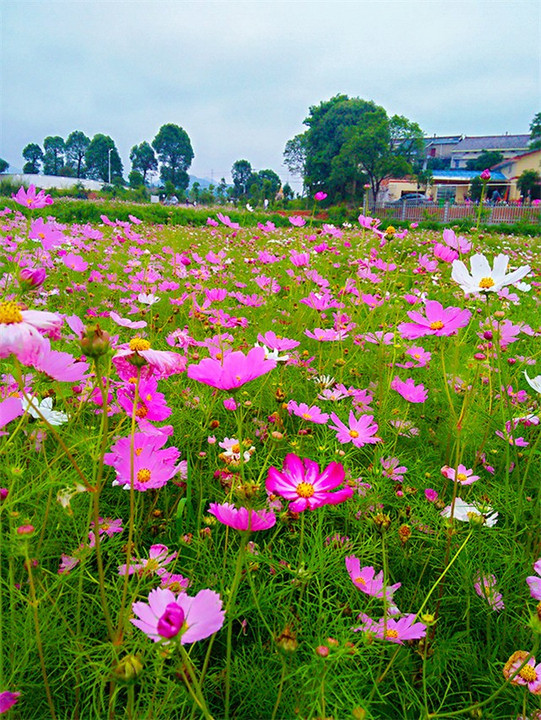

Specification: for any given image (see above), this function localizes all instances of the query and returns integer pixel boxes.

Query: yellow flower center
[349,430,359,438]
[518,664,536,682]
[413,354,421,359]
[384,629,399,639]
[135,405,148,418]
[302,413,312,420]
[457,473,467,482]
[38,232,45,239]
[354,577,366,586]
[129,337,151,352]
[296,481,315,498]
[0,301,23,325]
[479,277,495,289]
[232,444,241,454]
[136,468,151,483]
[100,523,110,531]
[135,447,143,456]
[430,320,444,330]
[166,580,185,593]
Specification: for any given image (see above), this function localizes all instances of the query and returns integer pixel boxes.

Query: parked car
[387,193,433,206]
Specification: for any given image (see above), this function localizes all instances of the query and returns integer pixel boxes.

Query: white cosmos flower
[137,293,160,305]
[525,371,541,394]
[441,497,498,527]
[22,396,68,426]
[451,253,531,295]
[253,343,289,363]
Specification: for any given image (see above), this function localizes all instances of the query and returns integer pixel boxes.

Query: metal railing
[373,203,541,225]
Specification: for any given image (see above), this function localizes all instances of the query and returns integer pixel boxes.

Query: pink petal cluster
[391,377,428,403]
[345,556,401,601]
[187,346,276,390]
[526,558,541,600]
[398,300,471,339]
[328,411,380,447]
[287,400,329,424]
[441,464,479,485]
[266,453,352,512]
[352,613,426,644]
[12,184,53,208]
[131,587,224,644]
[208,502,276,531]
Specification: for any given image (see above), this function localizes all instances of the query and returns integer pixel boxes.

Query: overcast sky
[1,0,539,189]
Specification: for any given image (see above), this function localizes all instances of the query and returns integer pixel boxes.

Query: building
[424,135,462,162]
[449,134,531,169]
[1,173,103,191]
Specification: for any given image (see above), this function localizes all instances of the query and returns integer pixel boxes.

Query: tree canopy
[152,124,194,190]
[65,131,90,178]
[22,143,44,174]
[466,151,504,171]
[85,134,123,183]
[43,136,65,176]
[286,94,424,202]
[529,112,541,150]
[231,159,252,197]
[130,141,158,183]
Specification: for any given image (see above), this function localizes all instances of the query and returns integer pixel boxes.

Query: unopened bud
[80,324,111,358]
[113,654,143,682]
[20,266,46,289]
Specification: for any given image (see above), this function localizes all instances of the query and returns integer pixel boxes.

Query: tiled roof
[425,136,462,146]
[452,135,530,151]
[490,148,541,170]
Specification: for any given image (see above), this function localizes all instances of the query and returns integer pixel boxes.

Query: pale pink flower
[345,556,401,600]
[441,464,479,485]
[474,573,504,611]
[391,376,428,403]
[187,346,276,390]
[131,587,224,644]
[0,302,63,361]
[328,411,380,447]
[287,400,329,424]
[398,300,471,339]
[352,613,426,644]
[526,558,541,601]
[208,502,276,531]
[289,215,306,227]
[12,184,53,208]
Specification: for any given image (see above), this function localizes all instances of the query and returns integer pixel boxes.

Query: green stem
[178,644,215,720]
[224,534,248,720]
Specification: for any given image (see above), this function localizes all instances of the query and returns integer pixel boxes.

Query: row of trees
[19,124,194,188]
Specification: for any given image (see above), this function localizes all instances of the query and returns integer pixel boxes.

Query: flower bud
[80,324,111,358]
[20,266,46,289]
[113,654,143,682]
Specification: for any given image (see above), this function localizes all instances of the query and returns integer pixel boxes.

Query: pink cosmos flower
[0,301,63,361]
[441,464,479,485]
[442,228,471,254]
[305,328,348,342]
[314,192,327,201]
[433,243,458,263]
[119,544,177,577]
[328,411,380,447]
[62,253,88,272]
[0,691,20,714]
[473,573,504,611]
[117,377,171,422]
[106,434,180,492]
[113,338,186,380]
[187,346,276,390]
[503,652,541,694]
[88,517,123,547]
[266,454,352,512]
[28,217,65,249]
[0,397,23,433]
[526,558,541,601]
[159,571,191,593]
[287,400,329,424]
[208,502,276,531]
[381,457,408,483]
[131,587,224,644]
[109,311,147,330]
[398,300,471,339]
[256,331,300,351]
[216,213,240,230]
[480,168,491,181]
[352,613,426,644]
[345,556,401,600]
[21,338,89,382]
[391,377,428,403]
[289,215,306,227]
[12,184,53,208]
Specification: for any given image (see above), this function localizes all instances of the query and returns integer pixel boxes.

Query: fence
[373,203,541,225]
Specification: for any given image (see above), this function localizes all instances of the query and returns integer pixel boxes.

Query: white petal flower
[22,396,68,426]
[525,371,541,394]
[441,497,498,527]
[451,253,530,295]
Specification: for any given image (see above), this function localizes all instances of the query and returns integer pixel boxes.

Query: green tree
[65,131,90,178]
[466,151,504,171]
[283,133,307,190]
[231,160,252,197]
[282,182,294,200]
[22,143,44,174]
[529,112,541,150]
[129,141,157,183]
[469,175,483,202]
[152,124,194,190]
[43,136,65,175]
[0,158,8,174]
[257,169,281,199]
[85,134,123,183]
[129,170,145,188]
[517,169,540,200]
[190,181,201,203]
[295,95,422,203]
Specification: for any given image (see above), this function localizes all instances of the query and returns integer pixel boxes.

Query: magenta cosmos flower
[353,613,426,644]
[391,376,428,403]
[208,502,276,531]
[441,464,479,485]
[398,300,471,340]
[287,400,329,424]
[0,691,20,714]
[113,337,186,380]
[187,346,276,390]
[328,411,380,448]
[526,558,541,601]
[266,453,352,511]
[0,301,63,361]
[345,556,401,601]
[119,543,177,577]
[131,587,224,644]
[12,184,53,208]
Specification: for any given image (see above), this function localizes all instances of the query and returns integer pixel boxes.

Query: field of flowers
[0,186,540,720]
